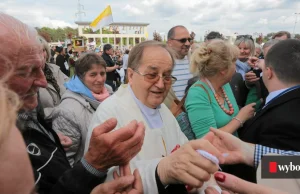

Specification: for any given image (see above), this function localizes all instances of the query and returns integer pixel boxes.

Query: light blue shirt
[236,59,251,80]
[265,88,289,106]
[128,85,163,129]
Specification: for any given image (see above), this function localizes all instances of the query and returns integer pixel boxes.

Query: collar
[128,85,161,116]
[265,87,290,105]
[175,56,189,63]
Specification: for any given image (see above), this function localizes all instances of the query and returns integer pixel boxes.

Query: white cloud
[122,4,143,16]
[1,0,300,41]
[191,12,220,25]
[141,0,159,6]
[258,18,268,25]
[1,2,76,28]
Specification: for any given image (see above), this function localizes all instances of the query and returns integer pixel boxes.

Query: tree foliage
[35,27,78,42]
[153,31,162,42]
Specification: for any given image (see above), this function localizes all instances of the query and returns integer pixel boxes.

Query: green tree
[39,31,51,42]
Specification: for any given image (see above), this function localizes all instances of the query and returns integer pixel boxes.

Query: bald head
[0,13,42,77]
[167,25,191,59]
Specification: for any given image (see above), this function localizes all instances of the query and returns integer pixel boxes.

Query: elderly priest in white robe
[85,41,225,194]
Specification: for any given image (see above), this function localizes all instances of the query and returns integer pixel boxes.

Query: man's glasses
[236,35,254,42]
[133,69,177,84]
[171,38,192,43]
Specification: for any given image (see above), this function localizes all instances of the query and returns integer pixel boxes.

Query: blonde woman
[185,40,255,139]
[234,35,255,79]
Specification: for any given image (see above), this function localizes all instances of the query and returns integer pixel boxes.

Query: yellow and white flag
[90,6,113,31]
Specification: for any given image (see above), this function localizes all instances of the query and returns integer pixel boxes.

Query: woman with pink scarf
[52,53,113,166]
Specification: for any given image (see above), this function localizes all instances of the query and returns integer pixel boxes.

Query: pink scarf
[91,87,110,102]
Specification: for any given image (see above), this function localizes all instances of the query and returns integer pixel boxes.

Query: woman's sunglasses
[171,38,192,43]
[237,35,254,42]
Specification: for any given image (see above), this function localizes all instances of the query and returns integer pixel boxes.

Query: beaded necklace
[205,78,234,115]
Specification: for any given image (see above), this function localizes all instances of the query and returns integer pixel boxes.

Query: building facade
[75,21,149,49]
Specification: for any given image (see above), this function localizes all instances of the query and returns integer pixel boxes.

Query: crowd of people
[1,12,300,194]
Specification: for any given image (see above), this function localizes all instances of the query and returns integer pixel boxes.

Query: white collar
[265,88,290,105]
[128,85,161,115]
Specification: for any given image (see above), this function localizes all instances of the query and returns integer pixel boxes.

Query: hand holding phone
[247,57,259,68]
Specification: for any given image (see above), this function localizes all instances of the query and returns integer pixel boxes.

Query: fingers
[248,103,256,107]
[92,118,118,137]
[245,72,259,82]
[205,187,220,194]
[133,169,143,192]
[179,171,205,188]
[209,127,241,148]
[110,176,134,192]
[202,131,215,142]
[186,162,211,182]
[185,145,219,174]
[214,172,283,194]
[110,120,140,143]
[122,163,132,176]
[91,175,134,194]
[245,71,256,77]
[116,121,145,156]
[221,191,231,194]
[189,139,224,164]
[209,128,229,140]
[250,77,260,82]
[63,136,72,146]
[113,170,120,180]
[99,122,144,166]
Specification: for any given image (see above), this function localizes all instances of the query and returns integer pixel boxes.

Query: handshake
[86,118,285,194]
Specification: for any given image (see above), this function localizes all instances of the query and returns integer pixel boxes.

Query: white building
[75,21,149,49]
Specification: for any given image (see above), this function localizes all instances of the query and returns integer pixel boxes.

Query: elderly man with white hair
[0,12,145,194]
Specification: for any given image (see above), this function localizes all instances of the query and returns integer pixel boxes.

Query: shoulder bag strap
[194,84,212,104]
[175,83,212,114]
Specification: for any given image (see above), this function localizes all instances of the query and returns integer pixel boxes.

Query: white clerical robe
[85,84,188,194]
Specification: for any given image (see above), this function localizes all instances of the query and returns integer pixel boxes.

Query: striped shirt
[172,57,193,100]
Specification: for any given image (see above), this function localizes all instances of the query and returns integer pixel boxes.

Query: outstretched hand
[203,128,255,166]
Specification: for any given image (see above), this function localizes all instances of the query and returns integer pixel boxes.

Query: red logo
[269,162,277,173]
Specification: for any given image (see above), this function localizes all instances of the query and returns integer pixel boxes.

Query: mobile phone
[252,68,262,78]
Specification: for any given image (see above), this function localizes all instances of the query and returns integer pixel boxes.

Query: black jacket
[56,54,70,77]
[229,87,300,183]
[229,72,249,108]
[21,113,105,194]
[102,53,116,81]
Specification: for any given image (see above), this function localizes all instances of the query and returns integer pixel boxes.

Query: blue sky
[1,0,300,40]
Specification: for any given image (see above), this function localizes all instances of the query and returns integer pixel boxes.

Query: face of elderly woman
[238,42,251,59]
[128,46,173,108]
[83,64,107,94]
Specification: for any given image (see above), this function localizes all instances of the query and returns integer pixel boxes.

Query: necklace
[205,78,234,115]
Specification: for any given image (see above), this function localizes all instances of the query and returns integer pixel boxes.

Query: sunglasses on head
[237,35,254,42]
[171,38,192,43]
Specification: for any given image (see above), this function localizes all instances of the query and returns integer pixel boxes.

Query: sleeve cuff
[80,157,107,178]
[254,144,280,168]
[155,165,168,193]
[254,144,261,168]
